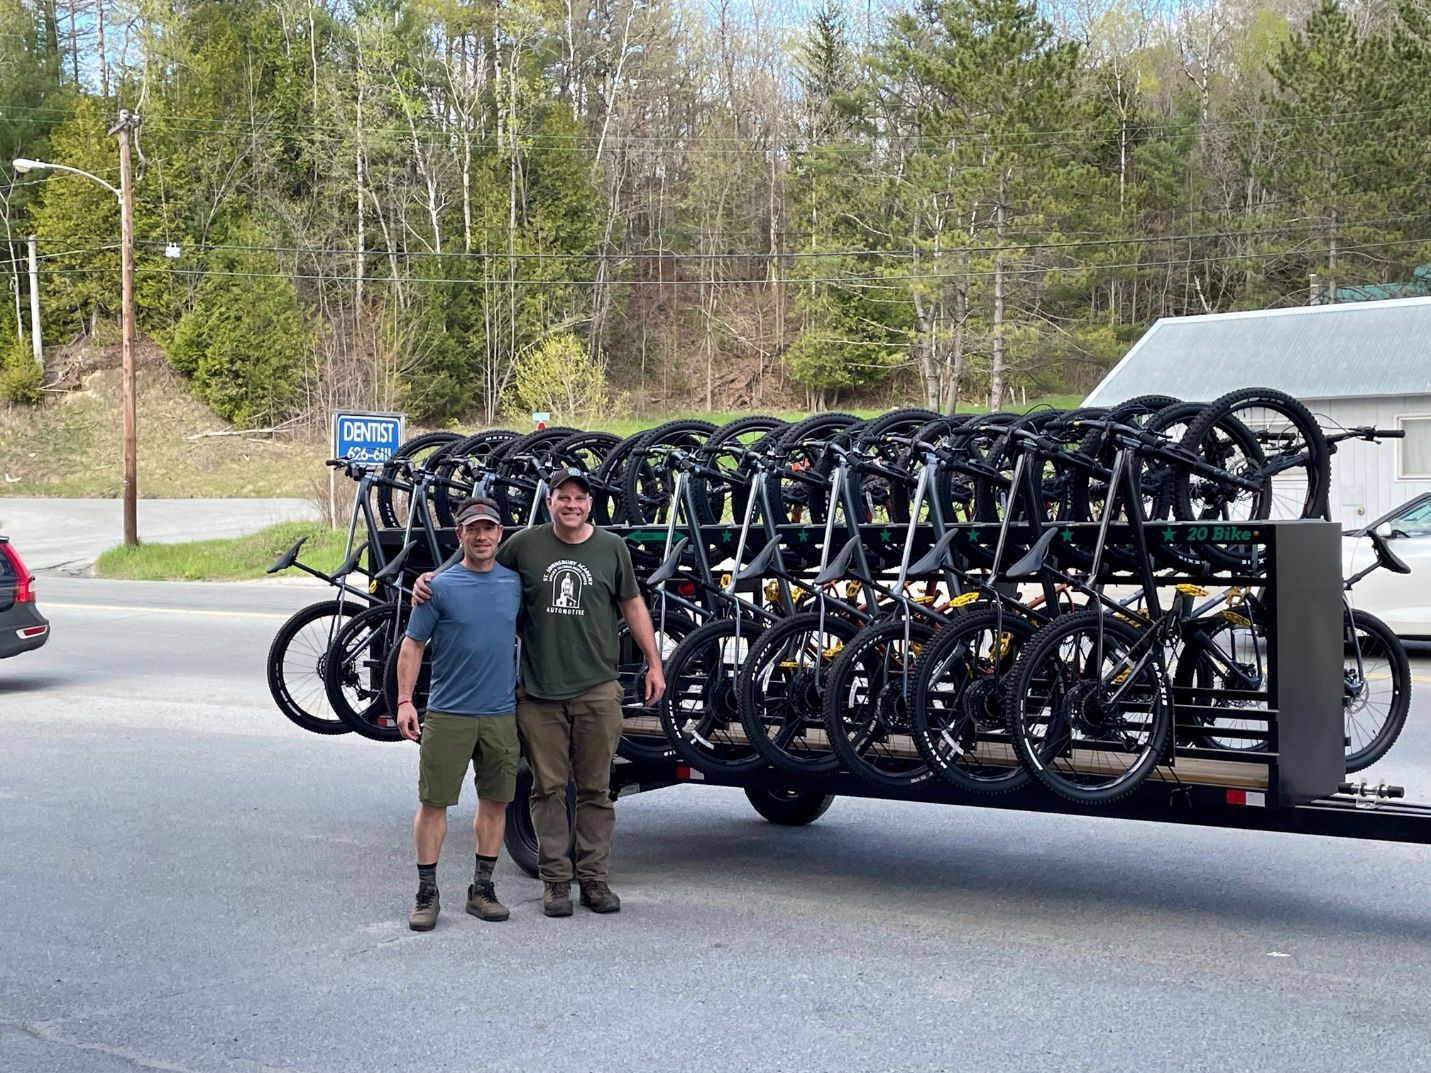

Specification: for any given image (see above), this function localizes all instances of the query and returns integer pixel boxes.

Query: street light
[14,111,141,546]
[12,158,121,198]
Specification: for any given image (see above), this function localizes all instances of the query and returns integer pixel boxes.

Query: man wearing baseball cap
[414,465,665,917]
[395,495,521,931]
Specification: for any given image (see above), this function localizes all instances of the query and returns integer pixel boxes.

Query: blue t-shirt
[404,561,520,716]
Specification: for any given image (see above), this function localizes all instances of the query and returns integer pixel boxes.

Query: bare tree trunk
[354,83,366,316]
[67,0,78,82]
[989,173,1008,411]
[96,0,109,97]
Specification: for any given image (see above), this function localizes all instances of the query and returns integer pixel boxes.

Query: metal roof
[1084,295,1431,406]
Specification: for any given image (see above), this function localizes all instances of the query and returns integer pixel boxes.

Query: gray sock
[417,862,437,892]
[474,854,497,886]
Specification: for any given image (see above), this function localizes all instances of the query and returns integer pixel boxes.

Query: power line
[36,235,1431,288]
[0,97,1427,156]
[117,215,1431,264]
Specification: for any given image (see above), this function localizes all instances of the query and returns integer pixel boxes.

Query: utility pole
[27,235,42,369]
[110,110,140,546]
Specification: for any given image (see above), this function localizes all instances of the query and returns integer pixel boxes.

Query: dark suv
[0,537,49,658]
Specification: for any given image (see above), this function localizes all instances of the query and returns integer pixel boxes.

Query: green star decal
[966,529,981,542]
[1060,527,1074,542]
[879,527,892,542]
[1161,526,1177,542]
[797,528,810,542]
[720,528,734,543]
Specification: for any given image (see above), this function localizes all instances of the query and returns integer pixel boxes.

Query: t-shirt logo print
[543,560,594,617]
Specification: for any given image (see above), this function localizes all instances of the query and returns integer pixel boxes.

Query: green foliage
[0,334,42,404]
[168,232,313,427]
[391,260,477,424]
[94,520,354,582]
[508,333,611,424]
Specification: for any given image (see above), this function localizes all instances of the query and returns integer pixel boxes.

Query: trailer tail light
[16,625,47,639]
[1226,789,1265,807]
[0,542,34,603]
[673,764,703,781]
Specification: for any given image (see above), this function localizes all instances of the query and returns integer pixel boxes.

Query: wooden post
[113,111,139,546]
[27,234,42,370]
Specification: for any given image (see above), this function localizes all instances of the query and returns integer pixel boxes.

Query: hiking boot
[578,879,621,914]
[408,886,439,931]
[466,881,510,922]
[543,880,574,917]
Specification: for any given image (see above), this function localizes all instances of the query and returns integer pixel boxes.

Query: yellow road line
[43,601,291,621]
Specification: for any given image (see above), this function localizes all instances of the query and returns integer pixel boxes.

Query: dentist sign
[332,411,406,463]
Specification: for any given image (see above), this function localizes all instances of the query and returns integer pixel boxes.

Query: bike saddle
[1001,526,1061,580]
[266,537,307,575]
[330,546,366,582]
[907,528,960,575]
[1369,530,1411,575]
[646,538,690,586]
[735,538,781,582]
[373,543,415,582]
[813,536,862,586]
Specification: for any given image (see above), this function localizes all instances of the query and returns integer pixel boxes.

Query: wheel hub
[875,683,912,733]
[1063,680,1114,738]
[962,678,1003,734]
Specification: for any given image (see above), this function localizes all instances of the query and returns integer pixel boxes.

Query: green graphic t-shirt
[496,523,640,700]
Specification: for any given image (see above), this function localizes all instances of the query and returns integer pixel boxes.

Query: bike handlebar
[1324,426,1405,444]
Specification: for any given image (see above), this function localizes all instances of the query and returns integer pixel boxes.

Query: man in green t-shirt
[415,466,665,917]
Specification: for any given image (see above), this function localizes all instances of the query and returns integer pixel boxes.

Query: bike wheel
[1174,388,1331,568]
[266,599,367,735]
[737,612,862,777]
[693,415,788,525]
[552,430,621,473]
[382,635,431,719]
[822,618,938,790]
[615,609,700,762]
[492,425,582,525]
[323,602,409,742]
[766,412,860,524]
[376,431,461,528]
[591,433,644,526]
[852,409,939,525]
[430,430,520,526]
[620,419,718,525]
[1171,606,1268,752]
[1003,609,1172,805]
[910,608,1036,795]
[1344,608,1412,772]
[659,617,768,775]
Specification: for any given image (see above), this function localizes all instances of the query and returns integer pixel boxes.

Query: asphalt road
[2,577,1430,1072]
[0,499,318,571]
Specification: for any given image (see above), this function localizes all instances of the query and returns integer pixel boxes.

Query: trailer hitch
[1337,780,1406,808]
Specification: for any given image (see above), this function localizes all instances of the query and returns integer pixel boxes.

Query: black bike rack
[377,517,1431,869]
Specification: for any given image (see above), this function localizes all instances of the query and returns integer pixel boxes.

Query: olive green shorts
[418,711,519,806]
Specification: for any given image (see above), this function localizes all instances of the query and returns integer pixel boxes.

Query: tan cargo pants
[516,679,624,883]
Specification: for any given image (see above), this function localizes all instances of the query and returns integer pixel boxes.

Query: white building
[1084,296,1431,527]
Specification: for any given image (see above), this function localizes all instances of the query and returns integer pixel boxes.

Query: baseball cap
[454,499,502,527]
[550,466,592,493]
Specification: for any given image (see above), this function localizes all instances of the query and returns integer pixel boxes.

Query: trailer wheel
[743,786,835,826]
[504,760,576,878]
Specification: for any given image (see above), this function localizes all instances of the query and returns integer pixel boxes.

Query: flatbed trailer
[374,517,1431,875]
[500,757,1429,878]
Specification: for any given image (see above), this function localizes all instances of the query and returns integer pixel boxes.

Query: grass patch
[94,520,354,581]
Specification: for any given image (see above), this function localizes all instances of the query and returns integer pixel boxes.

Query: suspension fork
[1342,592,1365,694]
